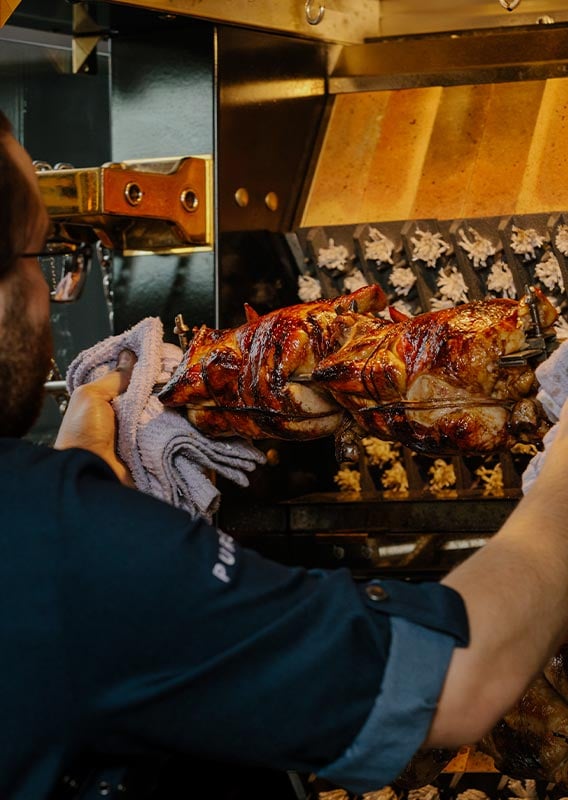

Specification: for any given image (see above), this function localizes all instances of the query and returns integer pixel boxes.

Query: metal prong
[499,286,558,366]
[44,380,70,415]
[524,284,543,336]
[44,380,68,395]
[173,313,191,353]
[499,349,544,367]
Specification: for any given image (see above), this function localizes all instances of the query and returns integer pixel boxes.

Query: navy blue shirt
[0,440,468,798]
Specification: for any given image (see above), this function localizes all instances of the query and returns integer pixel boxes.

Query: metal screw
[234,187,249,208]
[264,191,279,212]
[124,182,143,206]
[180,188,199,212]
[366,584,388,602]
[266,448,280,466]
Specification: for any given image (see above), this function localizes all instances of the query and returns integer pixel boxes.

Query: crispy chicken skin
[312,291,557,455]
[158,285,387,439]
[479,646,568,786]
[159,286,556,455]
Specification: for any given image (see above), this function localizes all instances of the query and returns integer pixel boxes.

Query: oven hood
[329,22,568,93]
[4,2,568,95]
[90,0,568,42]
[6,1,568,44]
[6,1,568,92]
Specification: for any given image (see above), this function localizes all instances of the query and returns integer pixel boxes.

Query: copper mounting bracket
[38,155,213,255]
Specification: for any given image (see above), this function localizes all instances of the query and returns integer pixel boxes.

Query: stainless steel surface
[377,0,568,37]
[44,380,68,395]
[8,0,568,41]
[330,24,568,93]
[76,0,379,44]
[216,25,329,328]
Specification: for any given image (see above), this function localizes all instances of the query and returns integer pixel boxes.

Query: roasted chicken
[158,285,387,440]
[312,290,557,455]
[479,644,568,787]
[159,286,556,456]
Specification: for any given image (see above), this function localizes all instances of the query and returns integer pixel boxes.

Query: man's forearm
[425,419,568,748]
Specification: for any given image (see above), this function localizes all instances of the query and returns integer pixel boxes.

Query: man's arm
[425,406,568,748]
[53,349,136,486]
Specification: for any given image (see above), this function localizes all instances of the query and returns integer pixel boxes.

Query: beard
[0,282,53,438]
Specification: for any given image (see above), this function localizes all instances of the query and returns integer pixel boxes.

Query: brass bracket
[38,155,214,254]
[72,2,107,75]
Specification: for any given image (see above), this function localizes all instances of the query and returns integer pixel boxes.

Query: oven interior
[3,2,568,796]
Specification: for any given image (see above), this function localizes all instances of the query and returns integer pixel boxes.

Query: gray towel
[522,340,568,495]
[66,317,266,521]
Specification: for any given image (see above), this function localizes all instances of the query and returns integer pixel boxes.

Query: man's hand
[54,350,137,486]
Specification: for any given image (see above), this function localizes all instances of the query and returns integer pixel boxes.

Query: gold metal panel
[102,0,380,44]
[411,84,493,220]
[464,80,545,217]
[93,0,568,40]
[38,156,213,255]
[516,78,568,212]
[363,86,442,221]
[302,78,568,226]
[378,0,568,37]
[301,92,390,224]
[0,0,22,27]
[330,26,568,94]
[72,2,103,75]
[301,87,444,225]
[39,169,102,217]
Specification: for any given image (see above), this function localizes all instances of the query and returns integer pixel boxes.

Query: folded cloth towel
[66,317,266,521]
[522,339,568,494]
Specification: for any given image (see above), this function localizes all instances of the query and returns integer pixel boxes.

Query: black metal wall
[107,7,216,339]
[0,9,113,440]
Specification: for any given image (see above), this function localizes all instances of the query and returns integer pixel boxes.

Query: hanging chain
[96,240,115,335]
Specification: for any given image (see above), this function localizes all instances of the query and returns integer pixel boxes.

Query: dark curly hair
[0,110,40,280]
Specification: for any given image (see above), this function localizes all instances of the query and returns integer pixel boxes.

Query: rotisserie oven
[6,1,568,798]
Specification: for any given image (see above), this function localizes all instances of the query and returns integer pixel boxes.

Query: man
[1,108,568,799]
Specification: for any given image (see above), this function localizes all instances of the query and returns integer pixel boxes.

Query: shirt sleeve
[52,448,468,794]
[318,617,457,792]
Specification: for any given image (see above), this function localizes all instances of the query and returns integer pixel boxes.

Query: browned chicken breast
[479,645,568,786]
[312,290,557,455]
[158,285,387,439]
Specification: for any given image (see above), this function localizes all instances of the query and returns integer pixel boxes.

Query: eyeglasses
[19,241,92,303]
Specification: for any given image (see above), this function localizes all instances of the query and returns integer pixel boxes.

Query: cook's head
[0,109,53,438]
[0,110,50,278]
